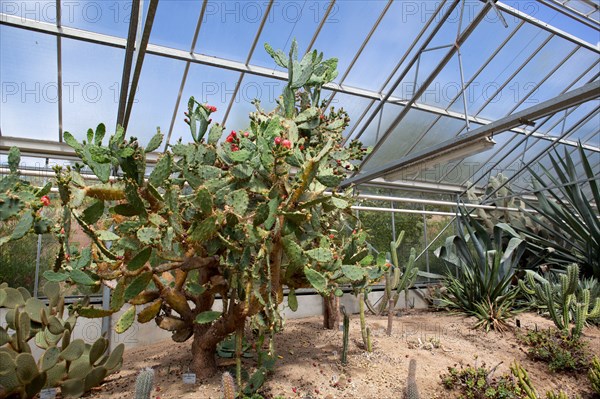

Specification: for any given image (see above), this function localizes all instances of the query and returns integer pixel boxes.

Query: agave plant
[520,144,599,279]
[435,208,526,331]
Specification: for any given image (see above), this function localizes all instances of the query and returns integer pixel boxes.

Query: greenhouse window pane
[61,39,123,141]
[224,74,286,132]
[327,93,377,138]
[511,60,598,116]
[126,55,185,147]
[149,0,202,50]
[60,0,130,38]
[309,1,387,81]
[0,26,58,139]
[477,38,578,121]
[448,24,551,116]
[339,1,431,91]
[249,1,322,69]
[195,0,267,62]
[0,0,56,23]
[168,63,239,145]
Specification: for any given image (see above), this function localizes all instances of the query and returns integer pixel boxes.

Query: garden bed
[86,311,600,399]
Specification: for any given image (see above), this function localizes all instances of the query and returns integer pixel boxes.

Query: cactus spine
[520,264,600,339]
[222,371,236,399]
[134,368,154,399]
[404,359,420,399]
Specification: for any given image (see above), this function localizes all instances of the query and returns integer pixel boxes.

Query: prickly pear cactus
[0,40,376,379]
[0,282,124,398]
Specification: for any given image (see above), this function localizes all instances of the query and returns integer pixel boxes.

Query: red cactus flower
[204,104,217,113]
[230,130,237,138]
[299,145,304,150]
[329,234,334,239]
[225,135,234,143]
[274,136,282,145]
[243,131,249,137]
[40,195,50,206]
[282,139,292,149]
[231,145,239,152]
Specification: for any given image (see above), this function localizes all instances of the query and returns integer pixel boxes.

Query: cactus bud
[282,139,292,149]
[274,136,282,145]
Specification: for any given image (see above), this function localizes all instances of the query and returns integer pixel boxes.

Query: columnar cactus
[221,371,236,399]
[0,283,123,398]
[404,359,420,399]
[134,368,154,399]
[340,305,350,365]
[519,264,600,339]
[0,40,377,379]
[590,356,600,394]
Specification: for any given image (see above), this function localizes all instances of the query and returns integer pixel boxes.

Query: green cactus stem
[222,371,236,399]
[590,356,600,394]
[134,368,154,399]
[358,290,372,352]
[405,359,420,399]
[341,305,350,365]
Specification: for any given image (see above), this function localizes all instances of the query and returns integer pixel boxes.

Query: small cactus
[590,356,600,394]
[520,264,600,339]
[134,368,154,399]
[221,371,236,399]
[341,305,350,365]
[404,359,420,399]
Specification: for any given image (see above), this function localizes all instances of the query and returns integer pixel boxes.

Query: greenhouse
[0,0,599,398]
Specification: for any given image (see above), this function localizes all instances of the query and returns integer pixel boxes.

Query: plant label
[40,388,57,399]
[182,373,197,384]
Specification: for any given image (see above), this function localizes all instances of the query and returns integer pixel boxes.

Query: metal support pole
[33,157,49,298]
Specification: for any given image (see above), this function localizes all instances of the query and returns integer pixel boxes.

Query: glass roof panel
[448,23,551,116]
[0,26,58,139]
[195,0,266,62]
[249,1,323,70]
[328,93,377,138]
[309,1,388,81]
[476,37,578,120]
[167,63,239,145]
[61,38,123,141]
[342,1,432,91]
[0,0,56,23]
[511,49,599,114]
[504,0,600,44]
[224,74,286,132]
[125,55,185,147]
[149,0,202,50]
[60,0,130,37]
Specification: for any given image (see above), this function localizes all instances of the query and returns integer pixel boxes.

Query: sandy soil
[86,311,600,399]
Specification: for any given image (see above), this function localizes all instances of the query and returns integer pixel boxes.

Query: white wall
[1,289,427,356]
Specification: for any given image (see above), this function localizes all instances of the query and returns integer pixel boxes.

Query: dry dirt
[86,311,600,399]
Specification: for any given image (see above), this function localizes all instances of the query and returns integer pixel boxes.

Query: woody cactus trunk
[0,41,373,378]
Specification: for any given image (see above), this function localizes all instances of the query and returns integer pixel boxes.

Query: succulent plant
[134,368,154,399]
[221,371,236,399]
[0,282,123,398]
[405,359,420,399]
[340,304,349,365]
[0,40,375,382]
[589,356,600,394]
[519,264,600,339]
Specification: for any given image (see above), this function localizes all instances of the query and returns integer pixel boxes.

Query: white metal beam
[343,81,600,187]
